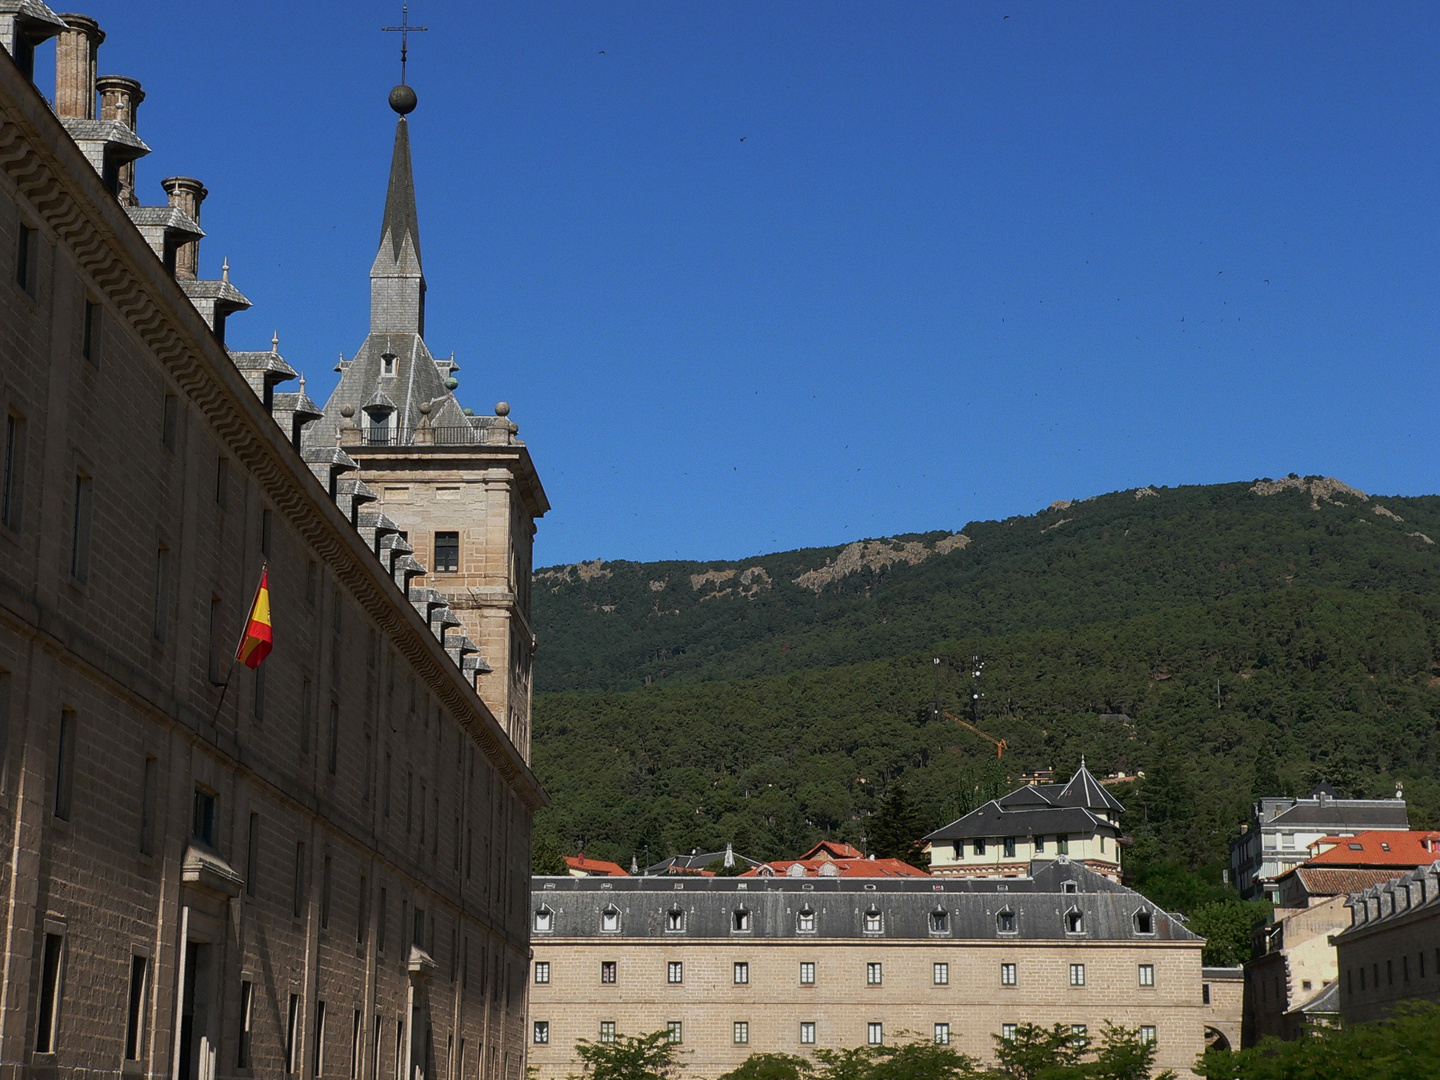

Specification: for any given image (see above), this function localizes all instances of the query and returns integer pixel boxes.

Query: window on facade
[214,456,228,508]
[1139,964,1155,987]
[1,411,22,529]
[867,962,883,986]
[1001,963,1017,986]
[733,908,751,932]
[668,962,683,984]
[123,954,148,1061]
[237,980,254,1068]
[1071,1024,1087,1047]
[534,962,550,985]
[1135,909,1153,934]
[666,908,684,931]
[1035,835,1045,853]
[934,1023,950,1046]
[867,1023,883,1046]
[1063,880,1078,894]
[601,907,620,932]
[532,1022,549,1045]
[139,756,158,856]
[152,545,170,641]
[81,300,99,363]
[191,787,215,846]
[974,838,986,856]
[382,353,396,377]
[1066,909,1084,934]
[601,962,616,985]
[53,710,77,821]
[930,910,949,933]
[1140,1026,1156,1046]
[598,1020,616,1044]
[434,531,459,573]
[800,962,815,985]
[666,1022,682,1045]
[998,909,1016,933]
[1002,1023,1018,1041]
[863,909,882,933]
[933,962,949,985]
[797,908,815,933]
[1001,837,1015,858]
[313,1000,327,1077]
[70,470,92,581]
[15,224,36,294]
[284,993,301,1074]
[253,665,265,724]
[293,842,307,918]
[1070,963,1086,987]
[800,1022,816,1045]
[1057,835,1070,855]
[734,962,749,985]
[377,888,387,954]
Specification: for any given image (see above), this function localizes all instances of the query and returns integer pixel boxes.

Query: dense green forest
[529,477,1440,926]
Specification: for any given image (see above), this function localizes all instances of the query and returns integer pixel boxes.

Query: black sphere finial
[389,84,418,115]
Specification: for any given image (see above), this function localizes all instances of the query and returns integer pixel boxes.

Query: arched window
[1065,908,1084,934]
[666,908,685,932]
[600,906,621,933]
[534,906,553,933]
[997,909,1016,934]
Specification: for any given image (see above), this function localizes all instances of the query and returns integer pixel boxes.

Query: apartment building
[528,860,1205,1078]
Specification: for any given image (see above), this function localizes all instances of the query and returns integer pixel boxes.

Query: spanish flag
[236,567,273,669]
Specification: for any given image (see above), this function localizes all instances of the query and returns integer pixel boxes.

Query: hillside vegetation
[530,477,1440,913]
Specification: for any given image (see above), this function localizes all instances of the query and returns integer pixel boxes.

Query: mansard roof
[924,801,1116,843]
[532,859,1194,943]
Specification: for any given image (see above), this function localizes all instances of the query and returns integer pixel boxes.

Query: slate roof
[1267,801,1410,830]
[1336,861,1440,940]
[644,849,761,875]
[925,802,1116,843]
[379,117,421,266]
[533,859,1197,943]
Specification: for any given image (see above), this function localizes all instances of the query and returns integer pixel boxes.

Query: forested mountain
[529,477,1440,925]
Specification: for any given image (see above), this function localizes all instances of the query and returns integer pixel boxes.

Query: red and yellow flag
[236,567,273,669]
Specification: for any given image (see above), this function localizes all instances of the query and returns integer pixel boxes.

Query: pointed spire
[271,330,279,355]
[380,117,421,268]
[221,257,230,283]
[370,106,426,335]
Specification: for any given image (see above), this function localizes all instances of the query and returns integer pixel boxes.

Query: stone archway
[1205,1026,1232,1053]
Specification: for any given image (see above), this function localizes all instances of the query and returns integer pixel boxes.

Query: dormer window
[1065,908,1085,934]
[930,910,949,934]
[366,407,394,445]
[1062,880,1078,894]
[1134,909,1153,935]
[797,908,816,933]
[732,907,751,933]
[600,906,620,933]
[997,909,1016,934]
[863,908,883,934]
[666,908,684,932]
[381,352,397,377]
[534,906,553,933]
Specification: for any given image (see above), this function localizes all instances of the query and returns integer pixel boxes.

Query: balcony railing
[349,424,511,448]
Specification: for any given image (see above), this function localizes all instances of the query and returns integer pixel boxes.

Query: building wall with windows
[0,10,542,1080]
[1333,862,1440,1025]
[528,862,1205,1078]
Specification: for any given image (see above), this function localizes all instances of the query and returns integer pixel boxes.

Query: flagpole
[212,561,267,726]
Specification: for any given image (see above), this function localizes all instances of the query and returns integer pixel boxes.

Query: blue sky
[69,3,1440,565]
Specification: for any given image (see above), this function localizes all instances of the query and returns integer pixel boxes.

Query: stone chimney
[161,177,207,279]
[96,76,143,203]
[54,15,103,120]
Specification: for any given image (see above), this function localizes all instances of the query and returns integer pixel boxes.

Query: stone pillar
[54,15,103,120]
[97,75,144,204]
[161,176,207,279]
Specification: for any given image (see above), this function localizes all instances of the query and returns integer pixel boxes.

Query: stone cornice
[0,56,545,810]
[342,442,551,519]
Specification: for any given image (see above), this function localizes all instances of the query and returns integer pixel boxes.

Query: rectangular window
[351,1010,361,1080]
[733,1022,749,1045]
[734,962,749,985]
[800,962,815,986]
[357,876,368,945]
[34,931,64,1052]
[16,224,35,294]
[285,993,300,1074]
[599,1022,616,1044]
[306,561,318,607]
[1003,836,1016,858]
[139,756,158,855]
[1070,963,1086,987]
[54,710,76,820]
[974,838,986,856]
[245,812,259,897]
[534,962,550,985]
[1204,983,1212,1005]
[600,961,616,984]
[1140,1025,1156,1046]
[123,954,147,1061]
[293,842,306,918]
[1035,836,1045,853]
[934,962,949,986]
[1139,964,1155,987]
[934,1023,950,1046]
[69,470,92,581]
[321,856,333,929]
[208,596,224,683]
[313,1000,326,1077]
[1,411,22,529]
[1057,835,1070,855]
[152,545,170,641]
[372,1016,382,1080]
[331,705,342,777]
[161,393,178,452]
[82,300,98,363]
[434,531,459,573]
[237,980,254,1068]
[1002,1024,1017,1041]
[215,456,228,508]
[377,888,387,954]
[1071,1024,1087,1046]
[413,907,425,949]
[800,1022,815,1045]
[253,665,265,724]
[192,787,215,845]
[666,1021,682,1044]
[300,679,313,757]
[668,961,683,984]
[867,1023,883,1046]
[532,1022,549,1045]
[867,962,883,986]
[1001,963,1017,987]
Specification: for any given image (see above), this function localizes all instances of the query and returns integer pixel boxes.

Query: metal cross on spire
[382,4,428,85]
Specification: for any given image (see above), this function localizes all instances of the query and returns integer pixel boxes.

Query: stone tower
[309,86,548,761]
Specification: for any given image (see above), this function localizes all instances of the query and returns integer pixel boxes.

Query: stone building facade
[528,861,1205,1078]
[0,9,541,1080]
[1333,862,1440,1025]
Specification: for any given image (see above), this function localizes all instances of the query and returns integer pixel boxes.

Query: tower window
[434,532,459,573]
[381,353,396,377]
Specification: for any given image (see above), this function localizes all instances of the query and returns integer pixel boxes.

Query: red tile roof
[565,854,629,877]
[1287,867,1417,897]
[798,840,864,861]
[1304,830,1440,867]
[742,857,929,879]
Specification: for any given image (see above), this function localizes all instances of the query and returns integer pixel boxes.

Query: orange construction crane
[943,711,1008,759]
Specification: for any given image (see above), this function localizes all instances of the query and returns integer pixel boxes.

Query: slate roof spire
[370,84,425,335]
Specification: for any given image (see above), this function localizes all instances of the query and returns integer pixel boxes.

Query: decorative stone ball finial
[418,400,432,416]
[444,376,458,391]
[495,401,510,417]
[340,405,355,418]
[389,84,418,115]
